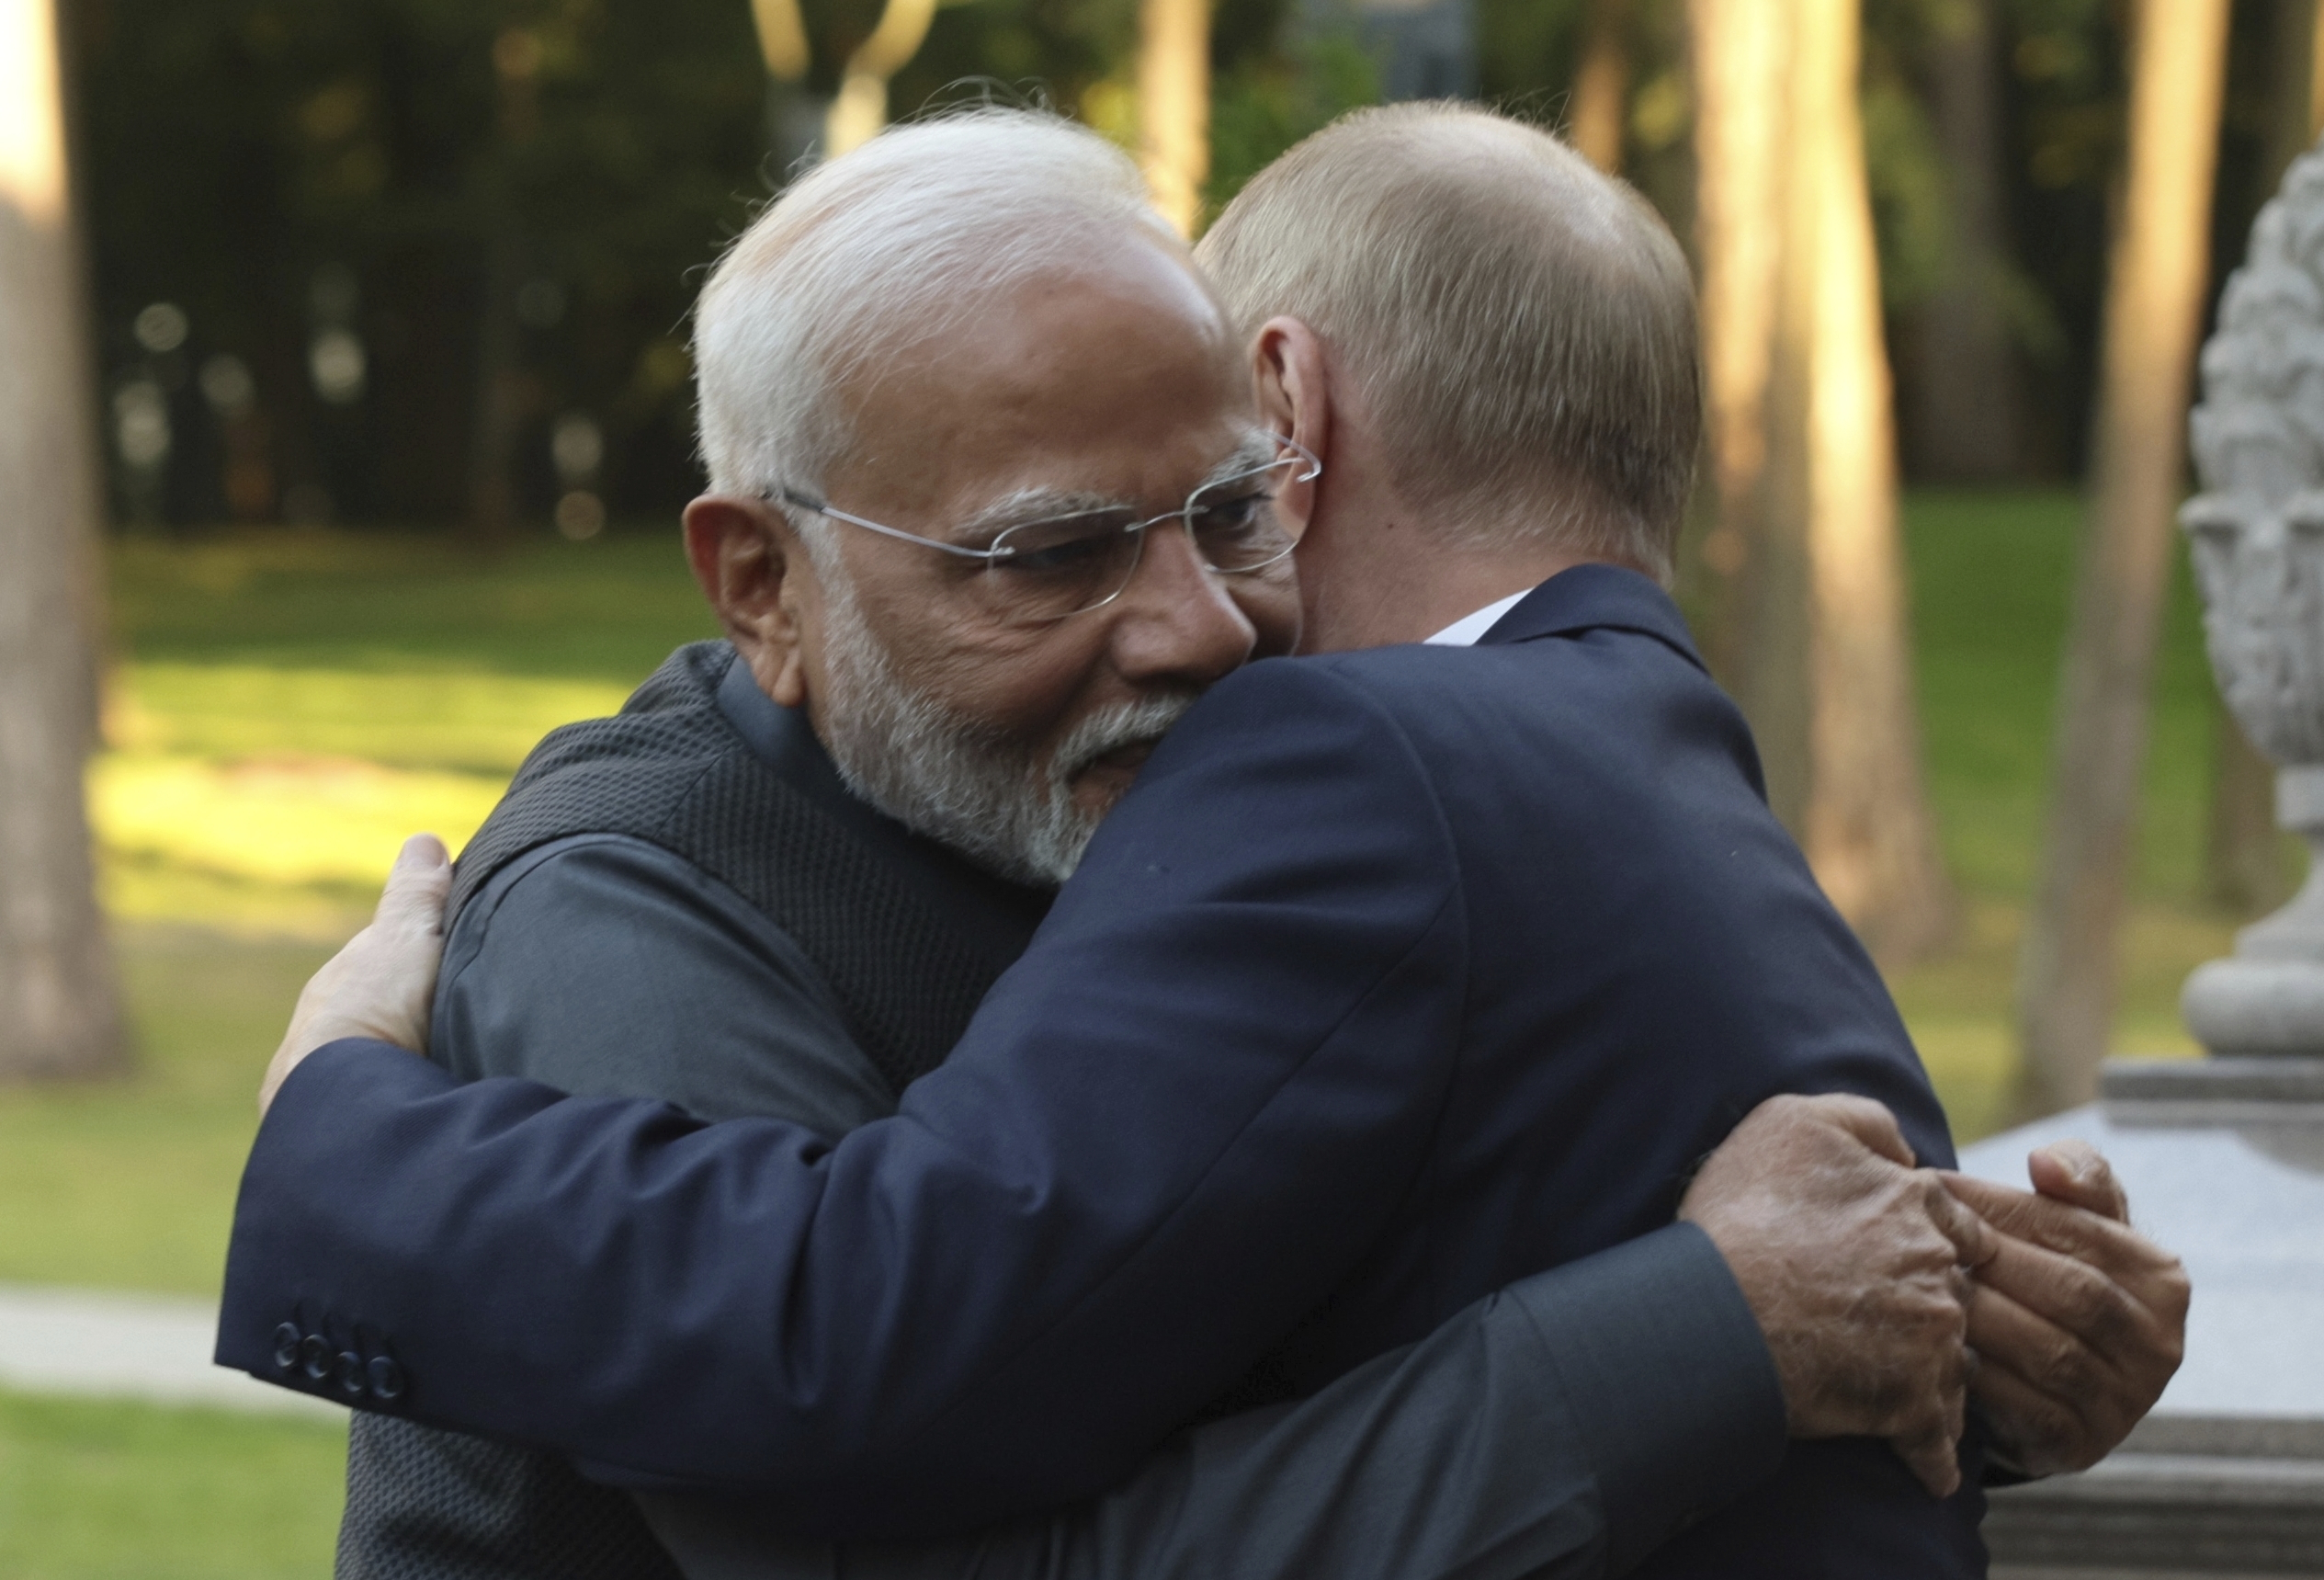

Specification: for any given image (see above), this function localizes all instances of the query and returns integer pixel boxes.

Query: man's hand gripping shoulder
[261,833,450,1113]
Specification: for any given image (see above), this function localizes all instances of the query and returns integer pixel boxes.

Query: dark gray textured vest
[447,639,1022,1096]
[340,642,1037,1580]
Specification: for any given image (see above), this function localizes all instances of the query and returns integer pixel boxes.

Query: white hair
[695,108,1198,881]
[694,108,1175,508]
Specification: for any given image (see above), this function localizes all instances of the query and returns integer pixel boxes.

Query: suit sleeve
[218,660,1474,1536]
[639,1225,1786,1580]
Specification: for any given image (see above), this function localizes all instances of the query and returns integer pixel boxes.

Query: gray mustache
[1050,692,1202,785]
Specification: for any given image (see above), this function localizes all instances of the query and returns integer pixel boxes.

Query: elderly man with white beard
[244,108,2185,1580]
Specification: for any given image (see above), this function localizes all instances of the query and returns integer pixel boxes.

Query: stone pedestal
[2183,767,2324,1059]
[1963,1059,2324,1577]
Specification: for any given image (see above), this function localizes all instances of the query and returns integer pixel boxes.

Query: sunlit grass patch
[1903,490,2218,904]
[91,751,505,892]
[111,663,630,776]
[92,658,639,935]
[96,855,373,944]
[87,534,696,937]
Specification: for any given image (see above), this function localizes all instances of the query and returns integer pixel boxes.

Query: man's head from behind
[685,110,1301,886]
[1196,104,1699,643]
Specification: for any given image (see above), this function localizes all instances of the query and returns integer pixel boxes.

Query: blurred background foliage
[5,1,2307,1567]
[49,0,2307,1256]
[71,0,2304,540]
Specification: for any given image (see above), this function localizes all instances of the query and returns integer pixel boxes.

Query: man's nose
[1105,520,1257,685]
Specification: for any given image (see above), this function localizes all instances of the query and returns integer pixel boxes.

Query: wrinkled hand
[1941,1142,2188,1478]
[259,835,452,1115]
[1681,1094,1995,1498]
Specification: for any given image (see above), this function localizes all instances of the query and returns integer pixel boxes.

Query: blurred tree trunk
[2016,0,2231,1115]
[1689,0,1789,684]
[752,0,810,87]
[749,0,826,176]
[1570,0,1628,175]
[1907,0,2019,483]
[824,0,939,158]
[1785,0,1955,963]
[0,0,126,1079]
[1701,0,1951,963]
[468,218,524,541]
[468,28,541,544]
[2265,0,2324,168]
[1139,0,1209,236]
[2201,0,2324,916]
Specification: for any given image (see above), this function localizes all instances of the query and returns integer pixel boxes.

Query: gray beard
[813,579,1199,887]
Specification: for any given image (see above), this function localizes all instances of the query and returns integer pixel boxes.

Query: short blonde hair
[1195,104,1699,579]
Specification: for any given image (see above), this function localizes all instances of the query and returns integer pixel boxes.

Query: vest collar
[716,654,857,819]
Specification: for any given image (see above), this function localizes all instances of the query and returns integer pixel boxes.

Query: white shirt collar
[1423,590,1531,647]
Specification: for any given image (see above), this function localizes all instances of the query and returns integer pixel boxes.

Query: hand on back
[1942,1142,2188,1477]
[258,835,451,1114]
[1680,1093,1992,1497]
[255,839,2190,1493]
[1682,1095,2186,1497]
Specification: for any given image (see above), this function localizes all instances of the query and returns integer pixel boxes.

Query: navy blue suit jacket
[221,566,1979,1574]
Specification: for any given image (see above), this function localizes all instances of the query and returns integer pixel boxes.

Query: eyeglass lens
[982,457,1306,626]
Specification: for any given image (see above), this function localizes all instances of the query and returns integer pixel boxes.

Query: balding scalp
[1196,105,1699,580]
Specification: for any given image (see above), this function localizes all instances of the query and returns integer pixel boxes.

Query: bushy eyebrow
[947,487,1117,548]
[1202,432,1278,489]
[944,432,1282,548]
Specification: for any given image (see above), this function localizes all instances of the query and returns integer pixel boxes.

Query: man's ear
[1252,316,1330,536]
[682,494,813,708]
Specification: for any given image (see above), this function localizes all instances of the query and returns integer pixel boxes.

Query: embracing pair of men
[223,103,2188,1580]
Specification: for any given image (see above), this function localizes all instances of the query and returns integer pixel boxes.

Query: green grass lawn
[9,532,721,1304]
[0,501,2267,1570]
[1888,491,2241,1138]
[0,930,337,1295]
[1,529,716,1574]
[0,1388,346,1579]
[108,530,719,682]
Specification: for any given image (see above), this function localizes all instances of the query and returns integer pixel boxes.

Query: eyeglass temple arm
[776,441,1316,563]
[777,489,1007,563]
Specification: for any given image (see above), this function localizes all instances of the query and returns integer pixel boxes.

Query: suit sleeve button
[299,1334,333,1382]
[336,1352,368,1397]
[271,1324,301,1371]
[368,1357,405,1402]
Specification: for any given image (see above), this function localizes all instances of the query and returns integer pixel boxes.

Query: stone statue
[2181,145,2324,1056]
[1950,141,2324,1576]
